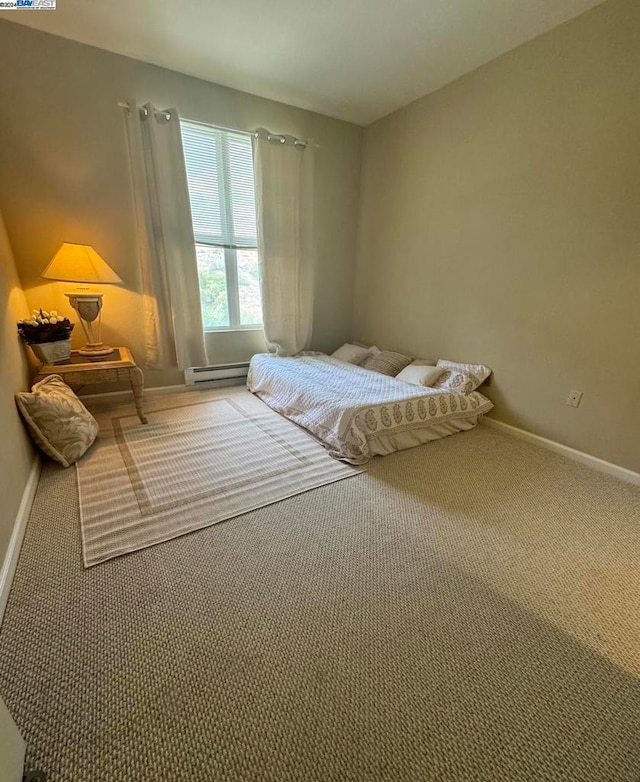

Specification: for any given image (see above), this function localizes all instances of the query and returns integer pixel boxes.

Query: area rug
[77,389,362,566]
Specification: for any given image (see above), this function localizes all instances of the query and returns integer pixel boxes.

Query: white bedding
[247,353,493,464]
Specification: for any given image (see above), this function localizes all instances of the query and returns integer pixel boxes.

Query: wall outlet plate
[567,390,583,408]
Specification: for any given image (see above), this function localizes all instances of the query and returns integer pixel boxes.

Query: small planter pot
[29,339,72,364]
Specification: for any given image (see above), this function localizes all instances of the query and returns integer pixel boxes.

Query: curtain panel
[253,132,315,357]
[123,101,207,370]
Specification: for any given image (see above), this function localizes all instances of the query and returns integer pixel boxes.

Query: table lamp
[41,243,123,357]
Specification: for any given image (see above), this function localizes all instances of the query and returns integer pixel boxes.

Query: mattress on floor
[247,353,493,464]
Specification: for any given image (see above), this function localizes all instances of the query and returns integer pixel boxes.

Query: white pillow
[331,343,377,365]
[434,359,491,394]
[396,363,445,387]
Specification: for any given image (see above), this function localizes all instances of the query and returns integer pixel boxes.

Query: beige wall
[354,0,640,473]
[0,21,362,388]
[0,211,35,569]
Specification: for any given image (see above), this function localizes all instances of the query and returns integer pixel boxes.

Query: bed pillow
[396,363,445,387]
[15,375,99,468]
[433,359,491,394]
[361,350,412,377]
[352,342,381,355]
[331,343,378,365]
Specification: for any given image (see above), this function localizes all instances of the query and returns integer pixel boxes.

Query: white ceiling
[5,0,606,125]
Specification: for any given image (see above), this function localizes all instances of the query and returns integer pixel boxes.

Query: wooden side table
[34,346,148,424]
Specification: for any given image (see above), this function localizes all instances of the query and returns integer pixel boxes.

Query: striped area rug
[78,388,362,567]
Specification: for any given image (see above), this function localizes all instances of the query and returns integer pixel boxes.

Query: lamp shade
[41,243,123,285]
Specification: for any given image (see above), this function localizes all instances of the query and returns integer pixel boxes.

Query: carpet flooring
[1,391,640,781]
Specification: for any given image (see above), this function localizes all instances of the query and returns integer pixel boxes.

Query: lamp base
[64,291,114,358]
[78,344,114,357]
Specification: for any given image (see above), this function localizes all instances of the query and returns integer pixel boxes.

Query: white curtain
[124,100,207,370]
[253,132,314,356]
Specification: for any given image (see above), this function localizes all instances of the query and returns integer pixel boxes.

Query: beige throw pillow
[396,363,445,387]
[16,375,99,467]
[362,350,412,377]
[331,343,378,365]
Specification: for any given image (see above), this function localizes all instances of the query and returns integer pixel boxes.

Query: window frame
[195,242,262,333]
[182,120,263,333]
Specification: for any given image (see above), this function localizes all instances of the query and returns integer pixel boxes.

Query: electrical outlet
[567,390,583,408]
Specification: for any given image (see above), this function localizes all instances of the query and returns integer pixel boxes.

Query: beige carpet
[78,388,361,566]
[1,393,640,781]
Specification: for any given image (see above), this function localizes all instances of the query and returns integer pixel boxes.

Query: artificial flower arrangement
[17,309,74,344]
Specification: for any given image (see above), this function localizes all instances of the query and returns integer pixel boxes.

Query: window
[181,120,262,330]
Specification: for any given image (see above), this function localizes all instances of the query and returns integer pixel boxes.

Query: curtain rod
[117,101,318,149]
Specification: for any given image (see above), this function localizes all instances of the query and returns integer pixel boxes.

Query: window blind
[181,121,257,249]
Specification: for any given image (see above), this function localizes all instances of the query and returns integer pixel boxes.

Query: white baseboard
[483,417,640,487]
[0,456,41,625]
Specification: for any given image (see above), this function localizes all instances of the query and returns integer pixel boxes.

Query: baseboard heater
[184,362,250,387]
